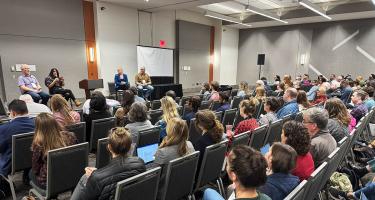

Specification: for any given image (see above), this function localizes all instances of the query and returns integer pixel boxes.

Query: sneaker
[74,100,82,107]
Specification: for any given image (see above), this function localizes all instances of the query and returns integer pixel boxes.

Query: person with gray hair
[125,102,154,143]
[303,107,336,167]
[276,88,299,118]
[19,94,51,118]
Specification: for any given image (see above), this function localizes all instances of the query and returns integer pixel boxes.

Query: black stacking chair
[66,122,86,143]
[210,101,221,111]
[151,100,161,110]
[136,127,161,149]
[199,101,211,110]
[233,110,244,130]
[214,111,223,122]
[284,180,308,200]
[249,125,268,150]
[263,119,283,145]
[149,110,163,125]
[188,118,202,144]
[90,117,116,151]
[96,138,110,168]
[304,162,328,200]
[114,167,161,200]
[230,89,238,99]
[230,96,242,109]
[222,109,237,127]
[232,131,250,147]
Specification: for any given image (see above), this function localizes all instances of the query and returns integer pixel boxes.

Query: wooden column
[82,1,98,80]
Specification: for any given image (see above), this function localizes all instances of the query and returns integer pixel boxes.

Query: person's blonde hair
[239,81,251,95]
[108,127,132,156]
[255,87,266,102]
[160,96,179,123]
[50,94,75,125]
[160,118,189,156]
[32,113,69,155]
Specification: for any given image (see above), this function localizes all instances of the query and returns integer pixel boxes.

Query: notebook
[137,143,158,164]
[260,143,270,156]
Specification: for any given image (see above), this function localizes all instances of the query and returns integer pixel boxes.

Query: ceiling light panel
[298,0,332,20]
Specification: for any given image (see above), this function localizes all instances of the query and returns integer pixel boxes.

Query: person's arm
[31,147,43,175]
[46,77,60,89]
[77,173,101,200]
[124,74,129,84]
[135,74,142,86]
[0,127,8,153]
[33,76,42,91]
[146,75,152,85]
[114,74,121,87]
[18,77,36,93]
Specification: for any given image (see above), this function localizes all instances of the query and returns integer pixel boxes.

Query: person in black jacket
[70,127,146,200]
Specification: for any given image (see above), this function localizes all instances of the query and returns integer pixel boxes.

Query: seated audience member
[364,92,375,111]
[200,82,211,101]
[254,80,265,96]
[296,90,310,111]
[83,91,112,142]
[350,90,369,123]
[209,81,220,102]
[281,121,314,181]
[237,81,251,97]
[303,107,336,167]
[182,96,201,125]
[274,75,281,85]
[114,90,134,126]
[0,100,35,193]
[135,66,154,100]
[329,74,341,90]
[129,86,146,104]
[307,80,319,101]
[340,80,353,103]
[125,102,154,143]
[215,92,230,112]
[356,75,366,87]
[154,118,195,198]
[30,113,77,189]
[50,94,80,127]
[45,68,81,106]
[275,82,285,96]
[329,177,375,200]
[319,77,331,91]
[259,97,279,125]
[156,96,180,141]
[165,90,177,102]
[71,127,146,200]
[261,77,272,92]
[324,98,350,142]
[203,146,271,200]
[255,87,266,103]
[233,98,259,135]
[82,91,120,115]
[293,75,302,90]
[312,87,327,105]
[114,67,129,91]
[277,88,299,118]
[301,74,311,86]
[194,110,224,164]
[18,64,50,105]
[19,94,51,118]
[259,143,299,200]
[283,75,293,88]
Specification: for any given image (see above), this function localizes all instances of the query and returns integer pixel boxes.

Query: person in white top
[82,91,120,115]
[19,94,52,118]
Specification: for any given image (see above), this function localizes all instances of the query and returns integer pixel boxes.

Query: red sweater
[292,152,315,181]
[234,118,259,135]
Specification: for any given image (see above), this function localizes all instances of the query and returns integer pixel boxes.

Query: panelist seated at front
[114,67,129,91]
[17,64,50,105]
[135,66,154,100]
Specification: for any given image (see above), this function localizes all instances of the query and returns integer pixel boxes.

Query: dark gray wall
[238,18,375,84]
[0,0,87,102]
[177,20,210,89]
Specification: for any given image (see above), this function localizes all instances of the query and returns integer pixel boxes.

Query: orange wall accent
[82,1,98,80]
[209,26,215,83]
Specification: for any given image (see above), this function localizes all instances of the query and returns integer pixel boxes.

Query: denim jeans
[25,91,50,105]
[203,188,224,200]
[137,85,154,99]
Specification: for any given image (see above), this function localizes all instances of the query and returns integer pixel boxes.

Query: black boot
[348,162,369,178]
[329,187,348,200]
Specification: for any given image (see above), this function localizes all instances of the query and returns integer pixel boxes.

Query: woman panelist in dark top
[45,68,81,106]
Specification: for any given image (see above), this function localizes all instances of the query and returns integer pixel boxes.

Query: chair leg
[216,179,223,197]
[218,178,226,199]
[29,188,45,200]
[5,175,16,200]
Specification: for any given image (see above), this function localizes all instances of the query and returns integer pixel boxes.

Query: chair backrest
[149,110,163,125]
[195,140,228,190]
[161,151,200,200]
[233,109,244,129]
[263,119,283,145]
[151,100,161,110]
[114,167,161,200]
[295,112,303,122]
[249,125,268,150]
[11,132,34,175]
[210,101,221,111]
[74,109,84,122]
[188,118,202,144]
[232,131,250,147]
[304,162,328,200]
[108,82,116,94]
[96,138,111,168]
[320,147,341,190]
[46,143,89,198]
[90,117,116,151]
[137,127,161,148]
[214,111,223,122]
[282,114,293,124]
[199,101,211,110]
[255,102,264,119]
[337,136,350,163]
[230,89,238,98]
[112,105,122,116]
[230,96,242,109]
[65,122,86,144]
[222,108,237,127]
[284,180,308,200]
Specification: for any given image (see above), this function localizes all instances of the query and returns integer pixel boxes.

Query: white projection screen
[137,46,174,77]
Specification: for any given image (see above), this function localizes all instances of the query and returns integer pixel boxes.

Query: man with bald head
[114,67,129,91]
[17,64,50,105]
[135,66,153,100]
[277,87,299,118]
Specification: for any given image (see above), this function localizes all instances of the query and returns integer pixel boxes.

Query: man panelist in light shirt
[135,66,154,100]
[17,64,50,105]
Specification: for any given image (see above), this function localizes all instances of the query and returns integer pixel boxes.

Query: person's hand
[54,77,59,82]
[85,167,97,177]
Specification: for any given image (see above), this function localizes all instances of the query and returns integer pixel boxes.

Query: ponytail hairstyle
[239,98,259,118]
[195,110,223,143]
[107,127,132,157]
[160,118,189,156]
[50,94,75,125]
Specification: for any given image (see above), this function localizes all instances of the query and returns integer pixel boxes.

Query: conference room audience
[50,94,80,127]
[114,67,129,91]
[281,121,314,181]
[340,80,353,103]
[274,75,281,85]
[307,80,319,101]
[200,82,211,101]
[255,87,266,103]
[364,92,375,111]
[203,146,271,200]
[82,91,120,115]
[165,90,177,102]
[255,80,265,89]
[260,77,271,92]
[275,82,285,96]
[303,107,336,167]
[259,143,299,200]
[0,100,35,193]
[83,91,112,142]
[350,90,368,123]
[114,90,134,126]
[319,77,330,91]
[154,118,195,198]
[156,96,180,141]
[215,92,230,112]
[324,98,350,142]
[237,81,251,97]
[312,87,327,105]
[283,75,293,88]
[129,86,146,104]
[329,74,341,90]
[233,98,259,135]
[45,68,81,106]
[70,127,146,200]
[209,81,220,102]
[182,96,201,125]
[296,90,310,111]
[301,74,311,86]
[259,97,279,125]
[135,66,154,100]
[125,102,154,143]
[30,113,77,189]
[277,88,299,118]
[19,94,51,118]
